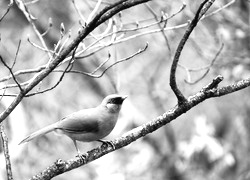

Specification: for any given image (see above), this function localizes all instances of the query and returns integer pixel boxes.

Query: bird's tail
[19,123,57,145]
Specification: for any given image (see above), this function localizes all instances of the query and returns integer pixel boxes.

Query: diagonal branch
[29,75,250,180]
[169,0,215,105]
[0,40,23,93]
[0,0,13,22]
[0,57,23,92]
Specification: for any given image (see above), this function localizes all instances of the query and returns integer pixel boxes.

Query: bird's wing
[58,109,100,134]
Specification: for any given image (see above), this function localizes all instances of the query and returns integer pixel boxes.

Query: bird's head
[100,94,127,113]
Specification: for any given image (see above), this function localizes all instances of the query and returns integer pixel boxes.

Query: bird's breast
[97,111,119,138]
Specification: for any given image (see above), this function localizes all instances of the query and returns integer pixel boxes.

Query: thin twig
[0,124,13,180]
[0,81,29,91]
[91,52,111,74]
[0,40,21,101]
[0,0,13,22]
[205,0,236,18]
[0,94,18,97]
[24,0,40,5]
[76,22,188,59]
[4,40,23,91]
[169,0,215,105]
[87,0,103,23]
[145,3,171,53]
[27,37,53,53]
[14,0,52,59]
[0,66,45,83]
[41,17,53,36]
[72,0,87,22]
[65,42,148,78]
[72,0,105,43]
[201,75,224,91]
[25,47,77,97]
[179,43,224,84]
[0,55,23,92]
[145,2,186,55]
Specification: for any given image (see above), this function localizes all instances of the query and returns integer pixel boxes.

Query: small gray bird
[19,94,127,155]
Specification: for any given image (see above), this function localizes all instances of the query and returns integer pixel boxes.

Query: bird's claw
[76,153,87,163]
[98,139,116,150]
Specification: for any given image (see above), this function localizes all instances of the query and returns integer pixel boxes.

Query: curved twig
[169,0,215,105]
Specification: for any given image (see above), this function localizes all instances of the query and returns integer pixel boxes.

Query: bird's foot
[76,153,87,163]
[97,139,115,150]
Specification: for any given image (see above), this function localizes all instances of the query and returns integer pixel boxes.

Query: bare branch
[72,0,109,43]
[14,0,52,59]
[0,124,13,180]
[169,0,215,105]
[0,40,21,101]
[25,47,77,97]
[65,42,148,78]
[145,4,171,53]
[0,41,23,91]
[205,0,236,18]
[0,81,29,91]
[87,0,103,24]
[24,0,40,5]
[0,94,18,97]
[41,17,53,36]
[201,75,224,91]
[0,55,23,92]
[0,66,45,83]
[145,2,186,55]
[91,52,111,74]
[0,0,13,22]
[180,43,224,84]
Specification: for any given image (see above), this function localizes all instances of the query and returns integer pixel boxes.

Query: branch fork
[169,0,216,105]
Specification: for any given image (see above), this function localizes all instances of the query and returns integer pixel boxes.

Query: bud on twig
[60,23,65,36]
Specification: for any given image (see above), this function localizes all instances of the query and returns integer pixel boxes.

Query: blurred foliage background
[0,0,250,179]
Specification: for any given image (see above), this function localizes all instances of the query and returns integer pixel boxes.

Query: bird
[19,94,127,156]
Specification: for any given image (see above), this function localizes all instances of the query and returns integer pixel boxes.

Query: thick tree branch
[29,75,250,180]
[169,0,215,105]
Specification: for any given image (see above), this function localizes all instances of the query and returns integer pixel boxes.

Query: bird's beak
[122,95,128,100]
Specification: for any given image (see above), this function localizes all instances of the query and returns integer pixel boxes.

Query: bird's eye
[108,97,123,104]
